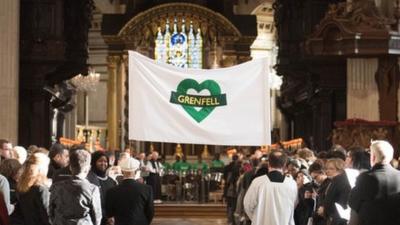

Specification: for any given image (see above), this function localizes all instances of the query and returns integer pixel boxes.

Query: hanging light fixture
[70,68,100,92]
[70,67,101,152]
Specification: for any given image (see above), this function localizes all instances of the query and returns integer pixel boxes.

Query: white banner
[128,51,271,146]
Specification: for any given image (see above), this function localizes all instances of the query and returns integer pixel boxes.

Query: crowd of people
[0,138,400,225]
[0,139,157,225]
[222,141,400,225]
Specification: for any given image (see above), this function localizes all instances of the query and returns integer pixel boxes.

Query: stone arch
[117,3,242,49]
[103,3,258,151]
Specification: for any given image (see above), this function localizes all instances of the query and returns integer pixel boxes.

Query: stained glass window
[155,19,203,68]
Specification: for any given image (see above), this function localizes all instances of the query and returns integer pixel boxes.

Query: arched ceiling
[117,3,242,47]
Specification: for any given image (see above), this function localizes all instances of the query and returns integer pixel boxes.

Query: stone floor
[152,218,227,225]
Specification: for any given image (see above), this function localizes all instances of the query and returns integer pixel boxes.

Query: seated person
[191,155,209,175]
[210,153,224,173]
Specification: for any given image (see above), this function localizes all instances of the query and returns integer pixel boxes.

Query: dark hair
[91,151,109,168]
[0,159,22,179]
[232,154,239,161]
[268,150,287,168]
[251,157,260,167]
[327,150,346,161]
[49,143,67,159]
[70,144,87,152]
[295,169,312,181]
[70,150,91,175]
[287,158,301,169]
[316,151,328,159]
[309,160,324,174]
[348,147,371,170]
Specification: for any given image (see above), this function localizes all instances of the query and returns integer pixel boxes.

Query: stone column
[107,55,120,150]
[347,58,379,120]
[208,37,221,68]
[250,14,284,142]
[118,54,128,150]
[0,0,19,144]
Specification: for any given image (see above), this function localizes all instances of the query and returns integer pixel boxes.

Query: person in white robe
[244,150,298,225]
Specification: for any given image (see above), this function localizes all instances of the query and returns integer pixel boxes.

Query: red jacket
[0,193,9,225]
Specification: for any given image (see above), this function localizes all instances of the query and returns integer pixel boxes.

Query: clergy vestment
[244,172,297,225]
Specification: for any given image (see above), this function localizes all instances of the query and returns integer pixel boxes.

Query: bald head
[370,140,394,166]
[151,151,159,160]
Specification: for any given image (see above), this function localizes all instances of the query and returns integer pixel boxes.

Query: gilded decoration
[107,55,121,68]
[331,119,399,155]
[104,3,242,48]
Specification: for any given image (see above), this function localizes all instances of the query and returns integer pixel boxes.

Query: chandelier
[70,70,100,92]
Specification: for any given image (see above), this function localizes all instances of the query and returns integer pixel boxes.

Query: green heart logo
[170,79,227,123]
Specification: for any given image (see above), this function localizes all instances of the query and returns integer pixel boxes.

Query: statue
[375,56,400,121]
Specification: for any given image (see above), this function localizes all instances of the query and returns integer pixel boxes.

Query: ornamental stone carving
[105,3,242,49]
[305,0,400,56]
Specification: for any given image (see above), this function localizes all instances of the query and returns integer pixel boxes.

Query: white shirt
[145,160,164,174]
[244,174,298,225]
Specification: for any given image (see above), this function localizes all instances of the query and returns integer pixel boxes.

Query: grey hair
[370,140,394,165]
[69,149,91,175]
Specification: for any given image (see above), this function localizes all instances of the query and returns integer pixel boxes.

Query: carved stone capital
[122,54,129,66]
[107,55,121,69]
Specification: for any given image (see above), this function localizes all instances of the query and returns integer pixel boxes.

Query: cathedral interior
[2,1,400,224]
[1,0,400,157]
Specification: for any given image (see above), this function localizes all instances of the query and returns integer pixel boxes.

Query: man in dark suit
[47,143,69,179]
[106,157,154,225]
[50,149,102,225]
[349,140,400,225]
